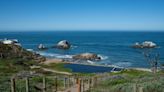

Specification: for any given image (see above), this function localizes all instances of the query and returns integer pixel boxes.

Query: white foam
[87,60,95,64]
[26,49,34,52]
[56,54,73,59]
[71,45,78,49]
[114,62,132,67]
[38,52,73,59]
[98,54,108,60]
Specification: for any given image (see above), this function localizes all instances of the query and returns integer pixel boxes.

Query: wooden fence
[9,75,95,92]
[3,73,144,92]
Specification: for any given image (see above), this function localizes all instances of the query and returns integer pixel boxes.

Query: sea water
[0,31,164,68]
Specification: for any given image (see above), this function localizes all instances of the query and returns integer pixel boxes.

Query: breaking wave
[87,60,95,64]
[98,54,108,60]
[114,62,132,67]
[71,45,78,49]
[38,52,73,59]
[26,49,34,52]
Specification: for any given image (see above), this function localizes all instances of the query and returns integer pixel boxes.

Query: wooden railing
[4,73,144,92]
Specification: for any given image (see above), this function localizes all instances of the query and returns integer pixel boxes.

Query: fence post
[68,76,71,88]
[76,77,79,84]
[91,77,94,87]
[133,84,137,92]
[82,79,85,92]
[139,87,143,92]
[43,77,46,92]
[25,77,29,92]
[77,78,81,92]
[94,77,97,87]
[64,77,67,89]
[88,78,92,91]
[11,78,16,92]
[55,77,58,92]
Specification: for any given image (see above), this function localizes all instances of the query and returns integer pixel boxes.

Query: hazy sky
[0,0,164,31]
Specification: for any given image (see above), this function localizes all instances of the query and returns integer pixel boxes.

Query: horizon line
[0,29,164,32]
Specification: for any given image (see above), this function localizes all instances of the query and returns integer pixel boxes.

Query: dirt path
[60,83,90,92]
[42,68,72,75]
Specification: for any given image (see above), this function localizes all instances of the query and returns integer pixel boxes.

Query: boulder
[37,44,48,50]
[142,41,157,48]
[132,41,157,48]
[56,40,71,49]
[72,53,101,60]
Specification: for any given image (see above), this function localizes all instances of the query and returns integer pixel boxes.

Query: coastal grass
[0,58,32,74]
[0,59,70,92]
[91,69,164,92]
[13,77,64,92]
[0,58,36,91]
[1,58,164,92]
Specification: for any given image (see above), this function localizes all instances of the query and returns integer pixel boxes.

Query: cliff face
[0,43,45,62]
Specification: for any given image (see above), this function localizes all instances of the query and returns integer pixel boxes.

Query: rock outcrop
[38,44,48,50]
[132,41,157,48]
[72,53,101,61]
[56,40,71,49]
[0,44,45,62]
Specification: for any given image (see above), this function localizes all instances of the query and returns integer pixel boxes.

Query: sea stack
[72,53,101,61]
[132,41,157,48]
[38,44,47,50]
[56,40,71,49]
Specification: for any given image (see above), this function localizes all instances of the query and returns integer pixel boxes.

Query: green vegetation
[0,58,164,92]
[14,76,66,92]
[41,63,72,72]
[0,58,36,91]
[0,59,32,73]
[0,59,71,92]
[91,69,164,92]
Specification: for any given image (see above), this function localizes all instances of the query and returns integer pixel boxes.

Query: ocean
[0,31,164,68]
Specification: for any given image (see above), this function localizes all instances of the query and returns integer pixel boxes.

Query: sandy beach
[42,58,65,64]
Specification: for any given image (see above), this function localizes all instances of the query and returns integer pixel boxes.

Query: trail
[60,81,90,92]
[42,68,72,75]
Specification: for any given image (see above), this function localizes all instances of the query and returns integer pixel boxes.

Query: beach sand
[42,58,65,64]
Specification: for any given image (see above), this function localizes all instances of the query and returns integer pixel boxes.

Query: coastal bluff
[0,43,45,62]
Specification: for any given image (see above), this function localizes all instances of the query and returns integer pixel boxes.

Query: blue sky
[0,0,164,31]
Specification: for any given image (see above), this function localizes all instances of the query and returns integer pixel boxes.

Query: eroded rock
[72,53,101,61]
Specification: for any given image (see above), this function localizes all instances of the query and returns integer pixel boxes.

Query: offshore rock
[56,40,71,49]
[72,53,101,61]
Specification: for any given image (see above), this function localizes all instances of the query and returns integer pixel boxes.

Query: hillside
[0,43,45,62]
